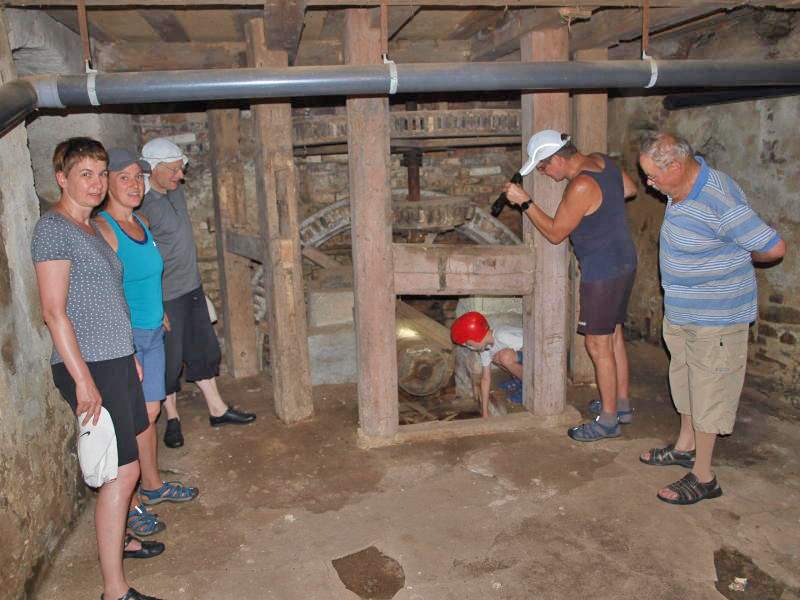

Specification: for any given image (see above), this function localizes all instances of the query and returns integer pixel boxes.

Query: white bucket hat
[141,137,189,193]
[519,130,571,176]
[77,406,118,488]
[140,137,188,170]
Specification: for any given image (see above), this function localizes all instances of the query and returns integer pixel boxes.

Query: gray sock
[616,397,631,412]
[598,412,618,427]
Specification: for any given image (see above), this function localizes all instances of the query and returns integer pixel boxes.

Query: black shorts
[577,269,636,336]
[52,354,148,467]
[164,286,221,395]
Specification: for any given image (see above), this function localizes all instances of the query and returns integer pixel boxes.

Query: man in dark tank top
[502,130,638,442]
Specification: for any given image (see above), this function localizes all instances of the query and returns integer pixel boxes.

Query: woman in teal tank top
[95,149,198,546]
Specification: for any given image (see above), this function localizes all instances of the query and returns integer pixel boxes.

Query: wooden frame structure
[211,16,606,442]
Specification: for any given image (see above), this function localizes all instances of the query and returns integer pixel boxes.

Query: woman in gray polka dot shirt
[31,138,164,600]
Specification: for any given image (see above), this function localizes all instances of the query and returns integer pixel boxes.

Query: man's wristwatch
[516,199,533,212]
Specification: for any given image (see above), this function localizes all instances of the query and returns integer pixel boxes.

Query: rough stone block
[308,323,357,385]
[307,288,355,328]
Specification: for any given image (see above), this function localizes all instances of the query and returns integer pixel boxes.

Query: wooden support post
[246,18,313,424]
[520,28,570,417]
[345,8,398,438]
[208,108,260,378]
[569,47,609,385]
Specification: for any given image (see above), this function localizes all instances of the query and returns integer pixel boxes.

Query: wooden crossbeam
[393,244,534,296]
[8,1,789,8]
[470,8,566,62]
[94,38,470,71]
[138,8,189,41]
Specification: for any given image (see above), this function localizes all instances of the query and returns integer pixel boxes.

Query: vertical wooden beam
[570,46,608,385]
[344,8,398,438]
[520,28,569,417]
[246,18,313,424]
[208,108,260,379]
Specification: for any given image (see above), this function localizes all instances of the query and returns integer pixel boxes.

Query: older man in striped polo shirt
[637,132,786,505]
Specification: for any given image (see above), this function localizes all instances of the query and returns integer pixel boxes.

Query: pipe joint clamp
[383,55,398,95]
[642,52,659,89]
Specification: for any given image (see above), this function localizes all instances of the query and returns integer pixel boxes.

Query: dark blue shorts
[578,269,636,336]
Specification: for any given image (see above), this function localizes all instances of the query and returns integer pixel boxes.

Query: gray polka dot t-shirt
[31,211,134,365]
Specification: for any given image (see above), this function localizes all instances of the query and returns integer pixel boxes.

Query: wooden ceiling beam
[7,1,789,8]
[570,4,729,52]
[93,37,470,71]
[45,8,114,42]
[138,9,190,41]
[370,5,421,39]
[470,8,567,62]
[447,9,502,40]
[263,0,305,64]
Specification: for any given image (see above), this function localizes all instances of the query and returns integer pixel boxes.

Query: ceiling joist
[5,0,797,7]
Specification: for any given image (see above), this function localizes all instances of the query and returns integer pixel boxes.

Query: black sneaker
[209,406,256,427]
[164,418,184,448]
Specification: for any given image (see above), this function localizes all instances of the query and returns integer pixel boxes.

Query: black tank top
[569,155,637,282]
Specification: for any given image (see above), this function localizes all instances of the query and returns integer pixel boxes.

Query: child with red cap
[451,312,524,418]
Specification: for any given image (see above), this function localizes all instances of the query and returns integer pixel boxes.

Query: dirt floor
[32,340,800,600]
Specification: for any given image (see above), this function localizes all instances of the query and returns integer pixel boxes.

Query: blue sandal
[588,398,635,424]
[140,481,199,505]
[568,417,621,442]
[127,504,166,537]
[499,377,521,392]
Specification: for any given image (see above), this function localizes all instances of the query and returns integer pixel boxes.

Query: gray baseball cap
[107,147,151,173]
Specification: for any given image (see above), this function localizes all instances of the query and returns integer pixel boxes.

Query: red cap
[451,312,490,345]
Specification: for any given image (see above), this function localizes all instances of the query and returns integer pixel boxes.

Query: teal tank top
[99,211,164,329]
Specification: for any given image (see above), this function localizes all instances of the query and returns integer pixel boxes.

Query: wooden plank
[570,5,728,52]
[264,0,305,64]
[94,40,244,70]
[45,7,114,42]
[520,27,569,418]
[370,5,420,38]
[448,8,502,40]
[9,1,780,8]
[470,8,565,62]
[226,228,261,261]
[357,408,581,448]
[208,108,260,379]
[138,8,190,41]
[345,8,398,439]
[393,244,534,296]
[92,37,469,71]
[246,17,313,424]
[302,245,340,269]
[569,47,607,385]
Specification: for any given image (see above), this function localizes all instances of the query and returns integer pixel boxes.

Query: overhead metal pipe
[0,79,38,135]
[2,58,800,133]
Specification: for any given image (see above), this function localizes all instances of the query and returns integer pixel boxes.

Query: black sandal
[123,534,165,559]
[657,472,722,505]
[640,444,695,468]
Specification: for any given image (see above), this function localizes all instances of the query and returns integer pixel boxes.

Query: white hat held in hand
[77,406,118,488]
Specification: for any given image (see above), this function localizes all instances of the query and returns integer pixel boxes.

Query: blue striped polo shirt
[660,157,781,326]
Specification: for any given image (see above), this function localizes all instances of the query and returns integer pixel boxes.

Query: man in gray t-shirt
[138,138,255,448]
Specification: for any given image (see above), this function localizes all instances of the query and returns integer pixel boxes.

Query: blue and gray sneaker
[588,398,634,424]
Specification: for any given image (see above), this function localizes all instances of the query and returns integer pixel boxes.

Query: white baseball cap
[77,406,118,488]
[519,130,571,176]
[140,137,189,171]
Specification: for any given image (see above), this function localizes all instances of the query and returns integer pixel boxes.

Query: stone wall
[609,8,800,399]
[0,12,85,600]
